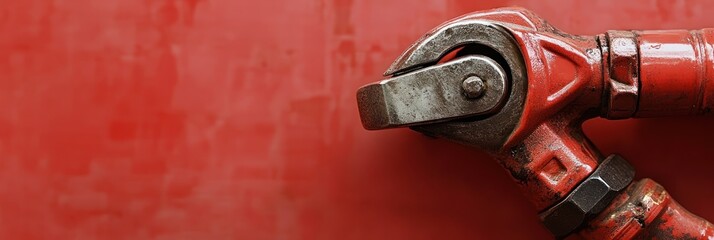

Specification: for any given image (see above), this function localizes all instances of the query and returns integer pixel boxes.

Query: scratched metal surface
[1,0,714,239]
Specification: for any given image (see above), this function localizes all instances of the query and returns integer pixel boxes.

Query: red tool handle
[582,29,714,239]
[580,179,714,239]
[631,29,714,117]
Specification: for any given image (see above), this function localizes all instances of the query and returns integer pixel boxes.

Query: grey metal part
[356,20,527,151]
[539,155,636,238]
[357,56,507,130]
[403,23,527,151]
[384,20,522,77]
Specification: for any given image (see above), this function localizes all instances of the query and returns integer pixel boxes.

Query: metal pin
[462,76,486,98]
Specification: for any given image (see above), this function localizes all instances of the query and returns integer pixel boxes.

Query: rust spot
[510,167,531,184]
[500,144,533,184]
[509,143,531,164]
[633,201,646,228]
[637,215,697,240]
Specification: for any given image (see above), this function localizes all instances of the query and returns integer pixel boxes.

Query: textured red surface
[2,0,714,239]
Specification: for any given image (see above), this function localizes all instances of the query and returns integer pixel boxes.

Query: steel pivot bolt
[462,76,486,98]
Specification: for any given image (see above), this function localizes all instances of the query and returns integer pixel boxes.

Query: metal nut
[539,155,635,238]
[604,31,639,119]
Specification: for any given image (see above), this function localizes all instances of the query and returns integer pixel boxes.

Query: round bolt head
[462,76,486,98]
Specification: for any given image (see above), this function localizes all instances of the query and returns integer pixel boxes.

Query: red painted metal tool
[357,7,714,239]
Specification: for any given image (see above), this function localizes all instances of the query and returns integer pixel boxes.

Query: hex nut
[605,31,639,119]
[539,155,635,238]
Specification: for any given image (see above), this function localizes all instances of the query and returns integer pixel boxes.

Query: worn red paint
[582,179,714,239]
[636,29,714,117]
[371,8,714,238]
[1,0,714,239]
[387,7,714,238]
[472,9,606,210]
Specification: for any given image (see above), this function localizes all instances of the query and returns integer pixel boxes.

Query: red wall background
[2,0,714,239]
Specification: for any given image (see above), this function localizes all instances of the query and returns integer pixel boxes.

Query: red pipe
[635,29,714,117]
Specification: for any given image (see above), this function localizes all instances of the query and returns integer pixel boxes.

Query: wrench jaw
[356,19,528,151]
[357,56,509,130]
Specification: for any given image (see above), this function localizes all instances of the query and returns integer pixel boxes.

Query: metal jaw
[356,20,528,150]
[357,56,507,130]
